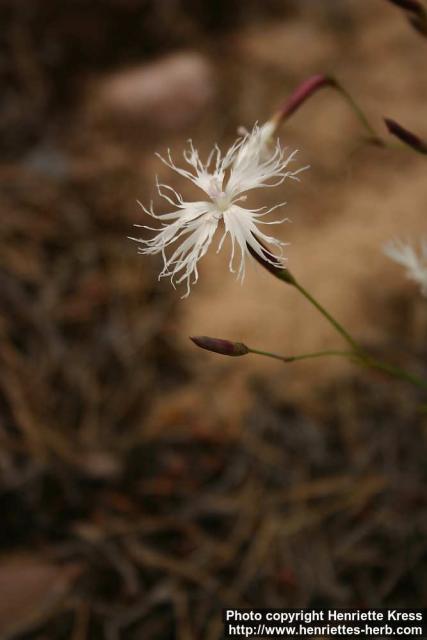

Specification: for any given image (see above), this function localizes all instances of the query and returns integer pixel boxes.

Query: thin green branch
[276,272,427,391]
[248,347,355,364]
[289,278,361,353]
[362,356,427,390]
[332,81,382,144]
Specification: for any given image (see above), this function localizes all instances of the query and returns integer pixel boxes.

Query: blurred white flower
[131,123,306,297]
[237,120,277,160]
[384,239,427,296]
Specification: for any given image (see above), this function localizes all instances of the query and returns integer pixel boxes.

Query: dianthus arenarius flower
[384,238,427,296]
[131,122,306,297]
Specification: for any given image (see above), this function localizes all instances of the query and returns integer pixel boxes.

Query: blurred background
[1,0,427,638]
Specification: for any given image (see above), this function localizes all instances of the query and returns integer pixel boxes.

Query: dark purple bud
[190,336,249,357]
[384,118,427,154]
[275,74,335,123]
[247,239,296,285]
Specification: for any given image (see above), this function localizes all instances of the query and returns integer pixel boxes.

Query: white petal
[134,125,304,295]
[226,128,305,200]
[384,239,427,296]
[222,205,287,282]
[161,217,220,297]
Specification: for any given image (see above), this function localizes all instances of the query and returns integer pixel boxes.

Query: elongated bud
[273,74,381,145]
[247,240,296,285]
[385,0,427,36]
[274,74,334,124]
[190,336,249,357]
[384,118,427,154]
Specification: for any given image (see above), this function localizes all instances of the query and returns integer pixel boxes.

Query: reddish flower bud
[273,74,381,144]
[275,74,335,123]
[190,336,249,357]
[384,118,427,154]
[247,240,296,285]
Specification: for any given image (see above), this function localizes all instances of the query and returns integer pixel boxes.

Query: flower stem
[250,345,427,390]
[362,356,427,390]
[248,347,356,363]
[279,272,427,390]
[332,81,383,145]
[289,278,361,353]
[273,74,383,146]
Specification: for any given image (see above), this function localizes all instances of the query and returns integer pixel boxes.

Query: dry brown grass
[0,1,427,638]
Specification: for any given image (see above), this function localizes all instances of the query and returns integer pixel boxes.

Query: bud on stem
[247,239,296,285]
[273,74,382,145]
[190,336,249,357]
[190,337,359,365]
[273,74,334,123]
[384,118,427,154]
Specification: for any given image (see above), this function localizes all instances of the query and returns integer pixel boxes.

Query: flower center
[207,177,230,212]
[214,193,231,212]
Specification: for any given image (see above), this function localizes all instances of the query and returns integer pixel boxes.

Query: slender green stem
[324,79,420,151]
[277,272,427,391]
[248,347,355,363]
[333,82,382,144]
[290,278,361,353]
[363,356,427,390]
[249,346,427,390]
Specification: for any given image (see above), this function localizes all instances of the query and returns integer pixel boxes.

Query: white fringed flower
[131,123,305,297]
[384,239,427,296]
